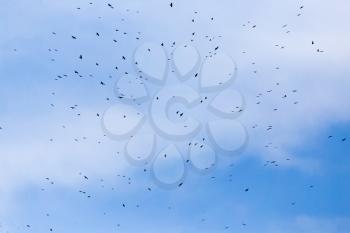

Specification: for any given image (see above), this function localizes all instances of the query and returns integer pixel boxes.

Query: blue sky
[0,0,350,232]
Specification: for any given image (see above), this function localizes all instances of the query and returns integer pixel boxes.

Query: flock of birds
[0,1,348,233]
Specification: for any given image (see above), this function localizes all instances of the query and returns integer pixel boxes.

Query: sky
[0,0,350,232]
